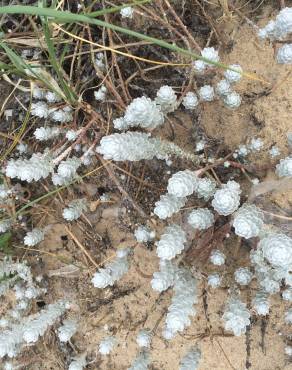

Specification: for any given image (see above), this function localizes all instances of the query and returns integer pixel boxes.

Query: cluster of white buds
[193,47,219,72]
[259,233,292,269]
[57,157,81,179]
[153,193,186,220]
[216,79,232,97]
[187,208,214,230]
[0,219,12,234]
[258,7,292,40]
[97,132,198,163]
[282,287,292,301]
[222,297,250,336]
[285,346,292,357]
[91,248,130,288]
[134,225,155,243]
[249,137,264,152]
[129,351,151,370]
[95,52,105,70]
[34,127,61,141]
[97,132,160,161]
[252,291,270,315]
[16,142,28,154]
[182,92,199,110]
[94,85,107,101]
[155,85,177,113]
[120,6,134,18]
[23,228,44,247]
[45,91,62,103]
[0,300,68,357]
[49,106,73,123]
[210,249,225,266]
[285,308,292,324]
[167,170,198,197]
[66,130,81,141]
[234,267,253,285]
[99,335,117,355]
[6,152,53,183]
[115,96,164,131]
[68,354,87,370]
[223,91,241,109]
[57,319,77,342]
[207,273,221,288]
[31,101,49,118]
[196,177,217,200]
[224,64,243,83]
[276,156,292,177]
[232,204,264,239]
[155,224,186,260]
[199,85,215,102]
[151,260,177,292]
[179,346,201,370]
[269,145,280,158]
[277,43,292,64]
[136,329,152,348]
[212,180,241,216]
[62,199,87,221]
[164,268,197,339]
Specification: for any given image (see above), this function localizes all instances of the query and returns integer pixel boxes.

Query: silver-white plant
[212,180,241,216]
[276,156,292,177]
[207,273,221,288]
[179,346,201,370]
[193,46,219,72]
[128,351,151,370]
[136,329,152,348]
[198,85,215,101]
[123,96,164,130]
[282,287,292,301]
[91,248,130,288]
[155,85,177,113]
[155,224,186,260]
[120,6,134,19]
[68,354,87,370]
[153,193,186,220]
[151,260,177,292]
[34,127,61,141]
[234,267,253,285]
[223,92,241,109]
[258,7,292,40]
[252,291,270,316]
[164,268,197,339]
[62,199,87,221]
[277,43,292,64]
[196,177,217,200]
[6,152,53,183]
[259,233,292,269]
[232,204,264,239]
[222,297,250,336]
[134,225,155,243]
[99,335,117,355]
[167,170,198,197]
[216,79,232,96]
[210,249,225,266]
[57,157,81,179]
[94,85,107,101]
[182,92,199,110]
[57,319,77,342]
[31,101,49,118]
[187,208,214,230]
[224,64,242,83]
[23,228,44,247]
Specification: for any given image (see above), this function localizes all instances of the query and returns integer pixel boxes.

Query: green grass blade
[41,16,77,104]
[0,5,236,71]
